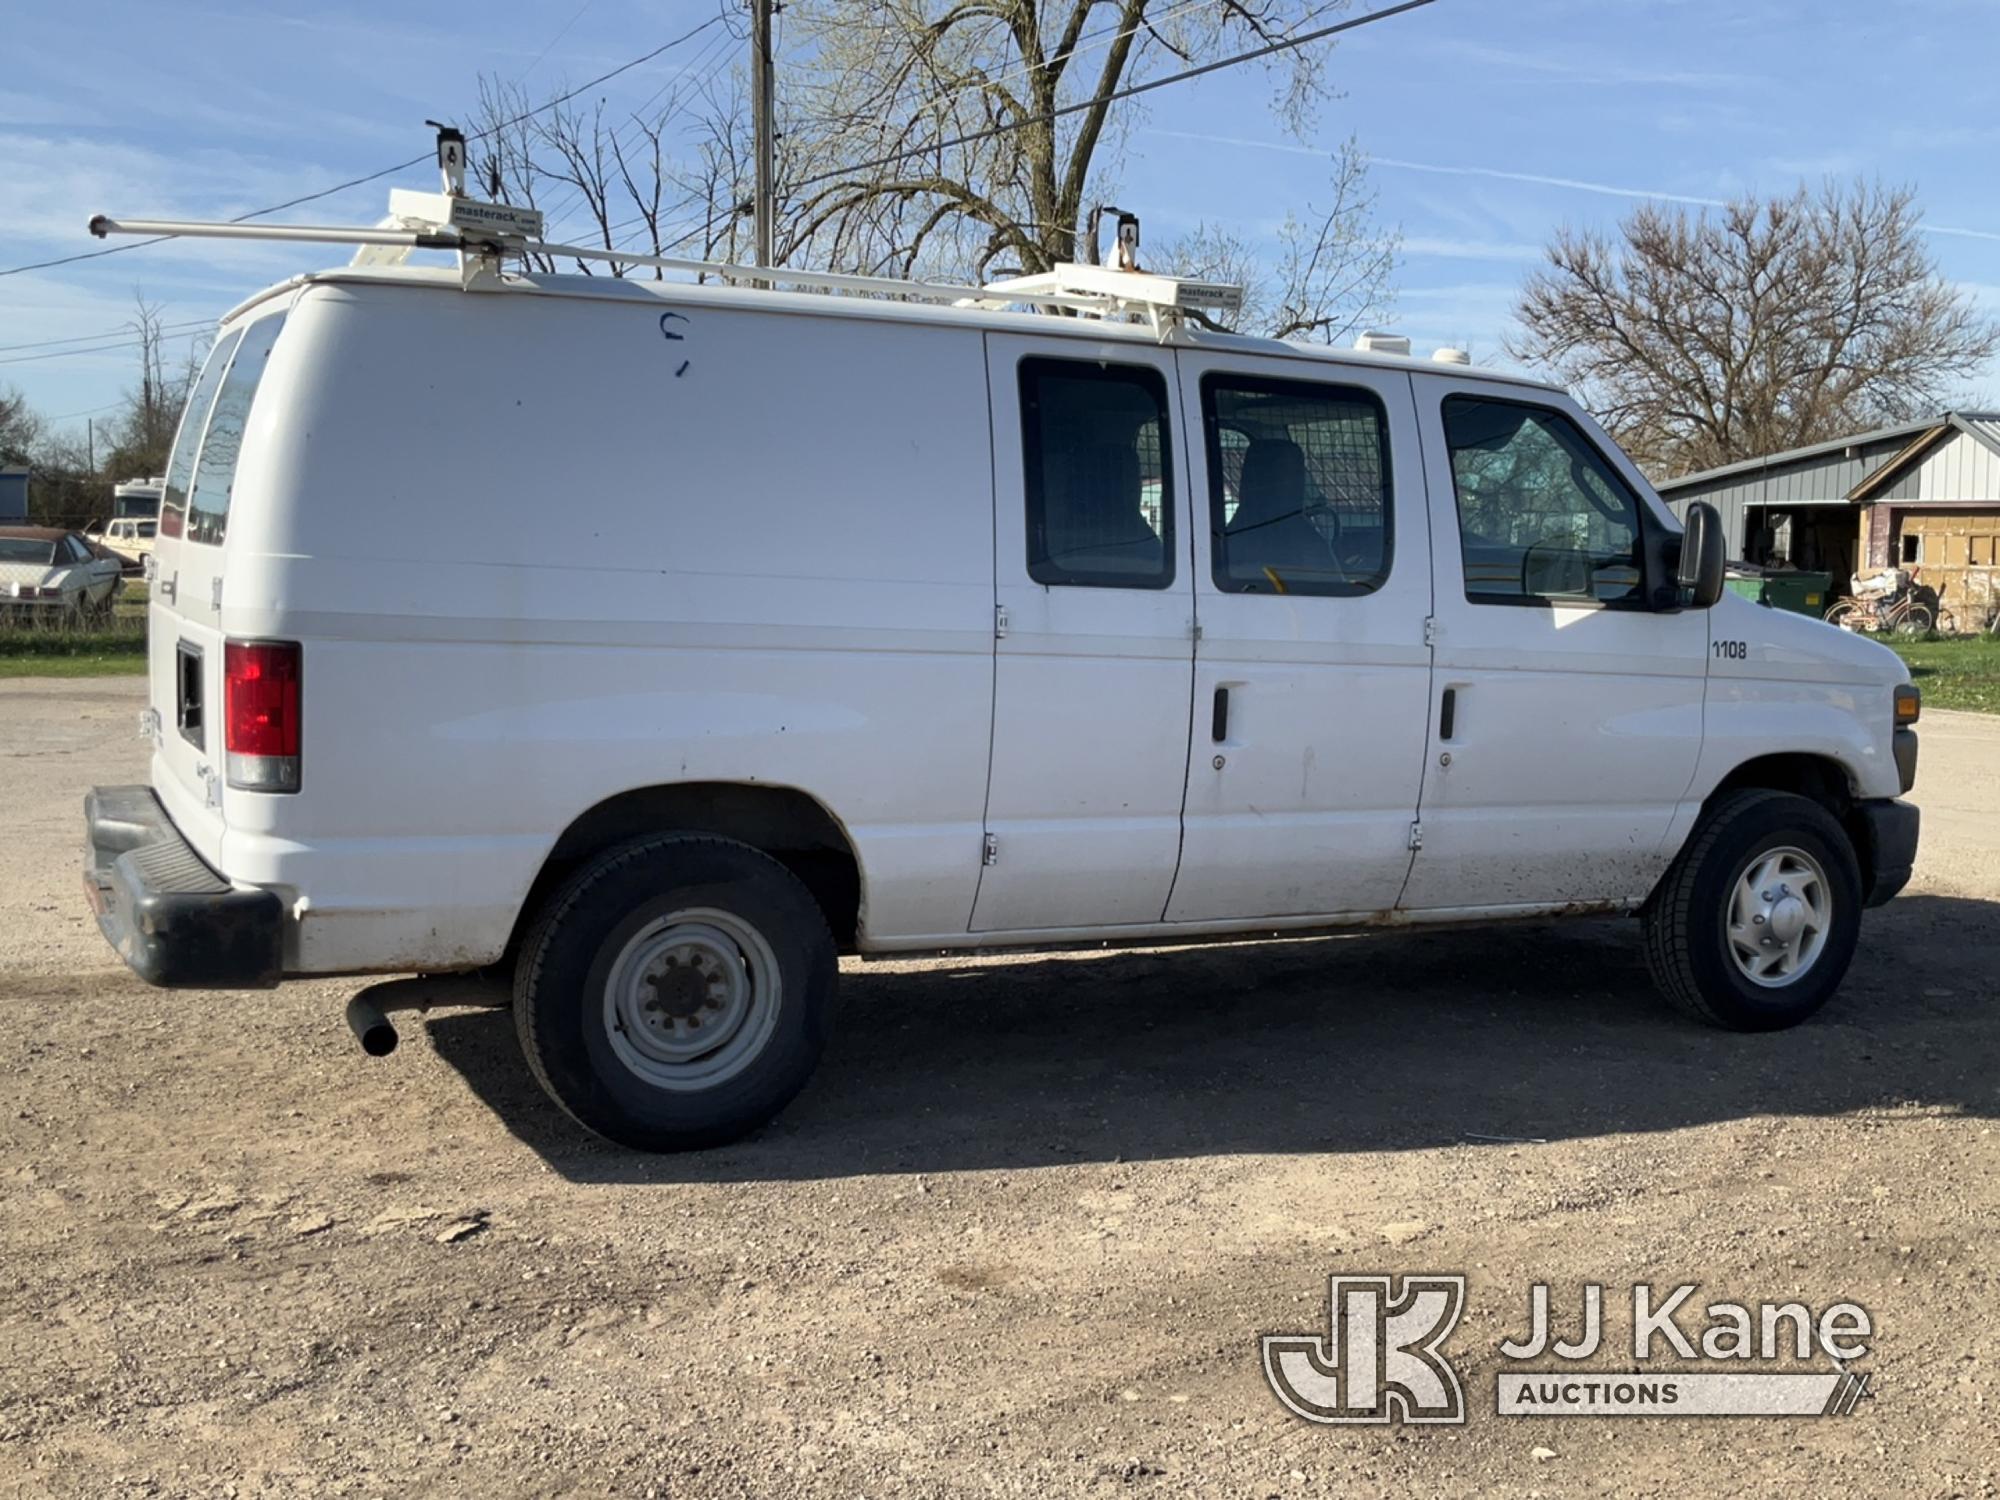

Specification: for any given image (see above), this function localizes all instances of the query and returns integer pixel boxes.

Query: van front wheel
[1643,789,1863,1031]
[514,835,838,1150]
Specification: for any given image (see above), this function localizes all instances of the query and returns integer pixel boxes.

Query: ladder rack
[89,193,1243,335]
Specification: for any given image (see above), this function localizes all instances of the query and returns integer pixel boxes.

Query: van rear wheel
[1642,789,1863,1031]
[514,835,838,1150]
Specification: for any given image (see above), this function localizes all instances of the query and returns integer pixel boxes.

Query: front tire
[514,835,838,1150]
[1643,789,1863,1031]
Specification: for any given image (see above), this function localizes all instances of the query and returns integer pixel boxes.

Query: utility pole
[86,418,95,474]
[750,0,776,278]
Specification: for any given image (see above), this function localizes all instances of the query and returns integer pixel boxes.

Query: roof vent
[1353,331,1411,356]
[1433,346,1471,366]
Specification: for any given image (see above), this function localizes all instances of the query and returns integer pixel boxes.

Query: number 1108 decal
[1713,639,1748,660]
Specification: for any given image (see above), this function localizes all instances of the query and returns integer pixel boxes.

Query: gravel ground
[1,677,1995,1498]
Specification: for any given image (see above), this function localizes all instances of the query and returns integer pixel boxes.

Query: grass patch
[0,649,149,678]
[0,623,147,677]
[1885,633,2000,714]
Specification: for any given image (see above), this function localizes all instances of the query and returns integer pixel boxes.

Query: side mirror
[1676,500,1726,608]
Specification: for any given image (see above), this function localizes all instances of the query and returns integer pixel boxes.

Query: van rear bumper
[84,785,283,988]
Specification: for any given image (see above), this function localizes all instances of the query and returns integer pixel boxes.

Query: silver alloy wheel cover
[602,906,783,1091]
[1725,845,1831,988]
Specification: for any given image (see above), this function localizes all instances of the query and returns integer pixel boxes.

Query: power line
[795,0,1436,190]
[518,0,599,82]
[0,318,212,355]
[533,22,742,245]
[0,327,207,368]
[48,400,125,421]
[0,12,728,281]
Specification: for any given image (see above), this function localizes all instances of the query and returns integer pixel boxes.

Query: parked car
[90,516,158,571]
[0,526,124,622]
[86,258,1920,1152]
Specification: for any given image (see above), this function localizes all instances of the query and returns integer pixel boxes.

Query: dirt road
[1,677,1994,1497]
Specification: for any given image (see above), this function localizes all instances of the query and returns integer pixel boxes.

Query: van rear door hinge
[1407,821,1424,851]
[1423,615,1437,647]
[995,605,1009,640]
[982,833,999,866]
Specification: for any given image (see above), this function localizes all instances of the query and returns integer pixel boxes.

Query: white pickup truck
[86,255,1920,1151]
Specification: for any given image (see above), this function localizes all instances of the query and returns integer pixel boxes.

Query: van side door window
[1019,357,1173,589]
[1441,396,1644,605]
[1207,374,1392,596]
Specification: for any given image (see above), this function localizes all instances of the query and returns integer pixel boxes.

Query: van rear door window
[159,328,242,540]
[184,314,288,546]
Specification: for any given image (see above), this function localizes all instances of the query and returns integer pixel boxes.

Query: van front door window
[1441,396,1644,605]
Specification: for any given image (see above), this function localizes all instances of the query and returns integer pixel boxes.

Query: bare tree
[1511,182,2000,477]
[773,0,1344,280]
[1154,136,1394,341]
[96,292,200,481]
[0,386,40,467]
[460,0,1397,332]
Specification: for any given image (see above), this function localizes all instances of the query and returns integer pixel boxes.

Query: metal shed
[0,467,27,523]
[1654,413,2000,619]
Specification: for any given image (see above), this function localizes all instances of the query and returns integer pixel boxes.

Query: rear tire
[514,834,838,1150]
[1892,603,1934,637]
[1642,789,1862,1031]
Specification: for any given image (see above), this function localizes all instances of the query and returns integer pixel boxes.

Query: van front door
[1401,378,1706,911]
[1164,356,1431,922]
[971,335,1196,933]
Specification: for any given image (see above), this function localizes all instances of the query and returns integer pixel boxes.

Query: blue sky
[4,0,1998,444]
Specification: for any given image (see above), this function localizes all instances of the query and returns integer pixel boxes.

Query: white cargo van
[85,238,1921,1151]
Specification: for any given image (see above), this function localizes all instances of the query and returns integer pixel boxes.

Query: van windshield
[184,314,287,547]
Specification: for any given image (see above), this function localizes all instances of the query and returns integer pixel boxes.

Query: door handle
[1439,687,1456,741]
[1212,685,1230,742]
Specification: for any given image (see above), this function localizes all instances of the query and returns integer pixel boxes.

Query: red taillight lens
[224,640,300,791]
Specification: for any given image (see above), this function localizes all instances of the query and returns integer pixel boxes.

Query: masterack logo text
[1264,1276,1872,1424]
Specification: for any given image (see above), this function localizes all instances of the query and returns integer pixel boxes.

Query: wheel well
[509,783,863,958]
[1702,753,1882,900]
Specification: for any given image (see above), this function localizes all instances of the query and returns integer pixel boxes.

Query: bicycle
[1823,593,1935,635]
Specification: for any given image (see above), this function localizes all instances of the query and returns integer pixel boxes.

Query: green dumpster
[1722,570,1833,617]
[1761,571,1833,617]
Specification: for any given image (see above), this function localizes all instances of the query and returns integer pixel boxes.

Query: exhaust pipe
[343,973,511,1057]
[345,993,400,1056]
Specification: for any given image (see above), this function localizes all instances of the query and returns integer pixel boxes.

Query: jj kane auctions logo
[1264,1277,1873,1423]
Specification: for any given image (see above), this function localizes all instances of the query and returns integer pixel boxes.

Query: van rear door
[149,312,288,856]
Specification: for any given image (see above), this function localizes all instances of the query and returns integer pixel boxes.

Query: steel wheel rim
[1725,846,1831,988]
[602,907,782,1090]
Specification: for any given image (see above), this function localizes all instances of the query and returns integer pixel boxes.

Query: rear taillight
[224,639,301,792]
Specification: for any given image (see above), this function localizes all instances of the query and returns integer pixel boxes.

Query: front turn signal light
[1894,684,1921,725]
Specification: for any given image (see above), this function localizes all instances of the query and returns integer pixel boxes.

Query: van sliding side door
[1163,354,1433,922]
[970,334,1198,934]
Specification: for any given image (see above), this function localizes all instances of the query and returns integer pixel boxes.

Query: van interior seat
[1045,441,1161,572]
[1226,437,1330,581]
